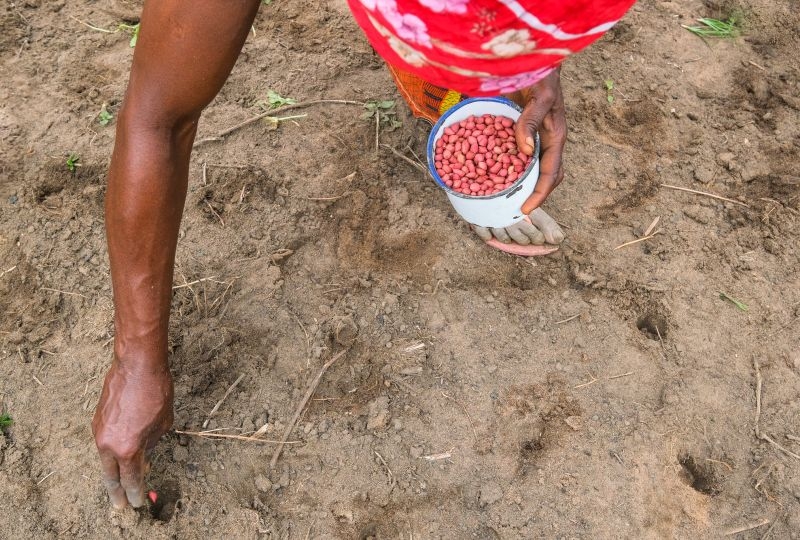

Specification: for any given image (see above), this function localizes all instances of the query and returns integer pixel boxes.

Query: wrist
[112,334,170,375]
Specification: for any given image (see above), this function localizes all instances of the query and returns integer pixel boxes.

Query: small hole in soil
[636,311,668,340]
[148,479,181,522]
[358,523,378,540]
[678,454,720,495]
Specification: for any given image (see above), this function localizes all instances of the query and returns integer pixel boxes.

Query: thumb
[514,96,549,156]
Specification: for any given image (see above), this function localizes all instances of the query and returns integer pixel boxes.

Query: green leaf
[604,79,614,91]
[266,90,296,109]
[682,17,739,38]
[118,23,140,47]
[0,412,12,429]
[376,100,395,109]
[607,94,614,104]
[360,110,375,119]
[98,106,113,126]
[66,153,80,173]
[719,291,748,311]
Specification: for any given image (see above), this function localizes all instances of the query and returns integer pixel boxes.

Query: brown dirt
[1,0,799,538]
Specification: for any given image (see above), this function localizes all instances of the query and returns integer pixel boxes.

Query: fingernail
[525,136,534,148]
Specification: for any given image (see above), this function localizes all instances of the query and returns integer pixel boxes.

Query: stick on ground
[270,350,347,468]
[660,184,750,207]
[203,373,245,429]
[723,519,770,536]
[175,429,300,444]
[195,100,363,146]
[753,358,800,461]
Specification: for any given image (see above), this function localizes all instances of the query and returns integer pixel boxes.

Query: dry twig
[554,314,580,325]
[753,358,800,461]
[41,287,87,298]
[203,373,245,429]
[195,100,363,145]
[270,350,348,468]
[614,231,659,250]
[442,392,478,443]
[660,184,749,207]
[723,519,770,536]
[380,144,428,173]
[175,429,298,444]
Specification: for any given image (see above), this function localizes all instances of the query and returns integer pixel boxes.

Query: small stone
[717,152,735,167]
[255,474,272,493]
[564,416,583,431]
[693,164,715,185]
[741,160,770,182]
[366,396,390,431]
[173,446,189,462]
[279,471,290,487]
[479,482,504,506]
[410,445,424,459]
[334,316,359,346]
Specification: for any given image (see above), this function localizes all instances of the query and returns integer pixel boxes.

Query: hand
[92,359,173,509]
[506,67,568,214]
[473,207,564,246]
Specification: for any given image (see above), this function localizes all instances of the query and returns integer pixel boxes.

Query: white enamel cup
[427,97,540,229]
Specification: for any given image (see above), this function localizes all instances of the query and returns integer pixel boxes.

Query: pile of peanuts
[432,114,532,197]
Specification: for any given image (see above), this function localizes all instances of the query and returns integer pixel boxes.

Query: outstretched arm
[93,0,260,509]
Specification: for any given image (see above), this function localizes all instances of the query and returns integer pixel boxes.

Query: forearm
[103,0,260,373]
[105,111,196,373]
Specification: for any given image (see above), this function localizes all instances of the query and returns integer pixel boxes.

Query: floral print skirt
[348,0,637,96]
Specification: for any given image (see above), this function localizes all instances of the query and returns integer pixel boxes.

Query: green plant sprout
[259,90,297,110]
[363,100,402,131]
[72,18,140,47]
[719,291,748,311]
[118,22,140,47]
[98,104,113,126]
[682,17,739,39]
[604,79,615,104]
[66,153,80,172]
[0,412,12,430]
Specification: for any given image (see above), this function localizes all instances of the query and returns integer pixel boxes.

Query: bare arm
[92,0,260,509]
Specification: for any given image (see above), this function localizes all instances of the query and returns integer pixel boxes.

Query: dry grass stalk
[202,373,245,429]
[270,350,348,468]
[660,183,749,207]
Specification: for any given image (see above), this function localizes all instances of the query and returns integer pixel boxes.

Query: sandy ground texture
[1,0,799,538]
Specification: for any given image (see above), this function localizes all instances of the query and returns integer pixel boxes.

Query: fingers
[119,450,147,508]
[491,227,512,244]
[99,452,128,509]
[520,112,566,214]
[514,91,551,157]
[506,225,531,245]
[529,208,565,245]
[517,220,546,245]
[473,225,493,242]
[512,69,561,156]
[513,71,567,215]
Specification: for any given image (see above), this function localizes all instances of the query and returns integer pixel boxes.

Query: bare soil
[1,0,799,538]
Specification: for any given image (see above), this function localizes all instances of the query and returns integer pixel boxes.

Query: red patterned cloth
[347,0,637,95]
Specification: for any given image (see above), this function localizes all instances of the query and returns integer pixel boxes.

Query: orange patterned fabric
[386,63,466,124]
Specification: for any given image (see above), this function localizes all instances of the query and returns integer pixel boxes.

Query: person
[92,0,637,509]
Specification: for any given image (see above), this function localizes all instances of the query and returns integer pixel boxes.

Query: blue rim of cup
[426,97,540,200]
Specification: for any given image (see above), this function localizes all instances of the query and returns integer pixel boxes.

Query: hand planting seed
[433,114,532,197]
